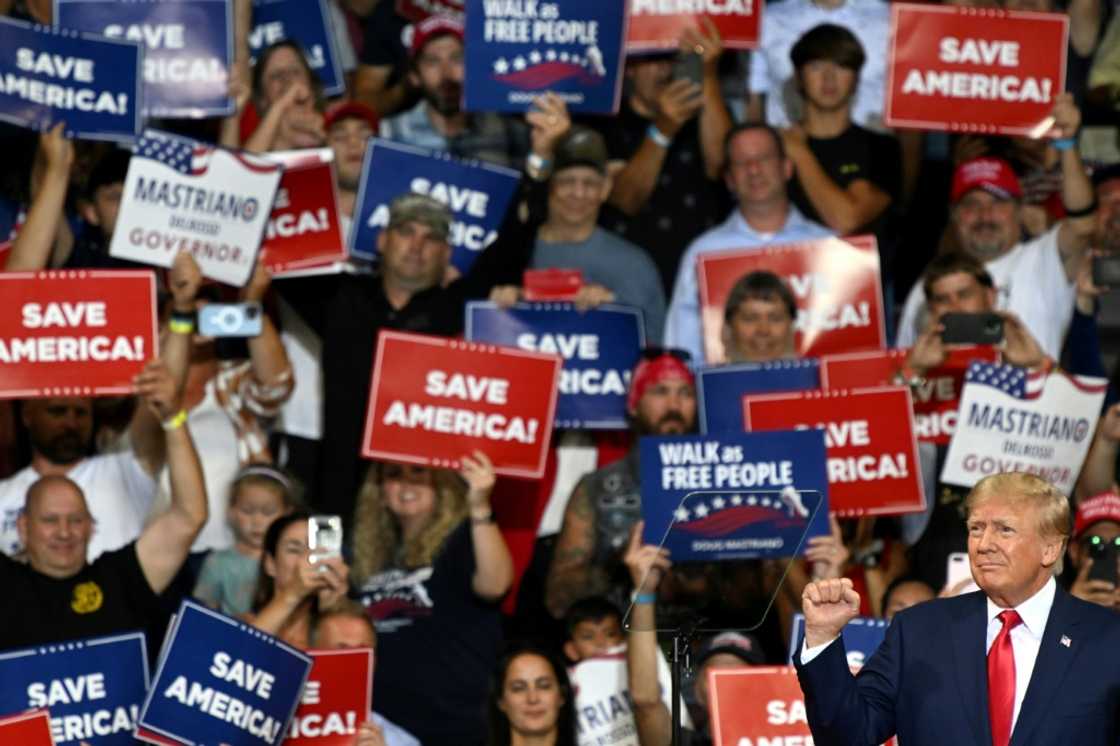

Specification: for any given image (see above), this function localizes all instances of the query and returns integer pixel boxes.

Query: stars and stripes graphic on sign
[136,131,213,176]
[965,361,1045,401]
[673,487,810,536]
[491,45,607,88]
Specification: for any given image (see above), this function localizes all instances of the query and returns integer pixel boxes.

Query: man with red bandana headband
[544,350,696,618]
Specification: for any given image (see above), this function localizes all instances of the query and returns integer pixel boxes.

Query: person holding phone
[1066,493,1120,610]
[351,452,513,745]
[242,511,352,648]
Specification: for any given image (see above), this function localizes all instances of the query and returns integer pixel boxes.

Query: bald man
[0,362,207,651]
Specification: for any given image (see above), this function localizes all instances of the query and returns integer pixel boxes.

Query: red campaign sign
[522,268,583,301]
[885,4,1069,136]
[743,386,925,516]
[0,271,157,399]
[395,0,463,23]
[698,236,885,364]
[0,709,55,745]
[709,667,895,746]
[627,0,761,52]
[362,331,562,478]
[261,150,347,277]
[820,346,1000,445]
[287,649,373,745]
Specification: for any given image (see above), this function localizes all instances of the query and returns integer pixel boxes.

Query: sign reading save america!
[110,129,282,287]
[260,149,346,276]
[286,649,372,744]
[744,387,925,516]
[885,4,1068,135]
[362,331,562,478]
[698,236,885,364]
[627,0,761,51]
[819,345,999,445]
[0,17,143,143]
[0,271,157,399]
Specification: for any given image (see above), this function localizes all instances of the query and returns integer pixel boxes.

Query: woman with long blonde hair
[352,450,513,746]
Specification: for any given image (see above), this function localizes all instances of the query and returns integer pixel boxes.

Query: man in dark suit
[795,472,1120,745]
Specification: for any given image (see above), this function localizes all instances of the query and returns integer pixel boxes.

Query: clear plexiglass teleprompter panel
[625,489,825,633]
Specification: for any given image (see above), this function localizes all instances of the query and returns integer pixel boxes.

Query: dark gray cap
[387,193,452,241]
[553,126,609,176]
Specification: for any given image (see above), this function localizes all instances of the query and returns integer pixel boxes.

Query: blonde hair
[351,462,468,585]
[965,472,1071,546]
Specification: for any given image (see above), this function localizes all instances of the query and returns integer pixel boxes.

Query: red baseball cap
[409,15,464,58]
[1074,492,1120,538]
[627,350,694,412]
[950,157,1023,204]
[323,101,379,132]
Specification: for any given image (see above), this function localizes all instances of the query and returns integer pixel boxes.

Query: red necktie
[988,609,1023,746]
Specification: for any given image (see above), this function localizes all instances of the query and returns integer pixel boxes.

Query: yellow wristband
[162,409,188,431]
[168,318,195,335]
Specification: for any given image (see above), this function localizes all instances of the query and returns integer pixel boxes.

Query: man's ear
[78,200,100,227]
[16,513,28,549]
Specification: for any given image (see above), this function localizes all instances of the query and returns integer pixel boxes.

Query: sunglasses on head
[639,347,692,363]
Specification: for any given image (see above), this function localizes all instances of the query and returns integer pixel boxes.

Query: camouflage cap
[387,192,452,241]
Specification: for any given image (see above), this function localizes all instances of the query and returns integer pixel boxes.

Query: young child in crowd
[193,465,295,616]
[563,597,626,662]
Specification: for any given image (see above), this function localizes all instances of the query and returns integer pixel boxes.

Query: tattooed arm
[544,480,606,619]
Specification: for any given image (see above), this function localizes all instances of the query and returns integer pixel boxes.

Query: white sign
[941,362,1107,494]
[110,129,282,286]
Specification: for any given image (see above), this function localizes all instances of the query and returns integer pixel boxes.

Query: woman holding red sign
[352,451,514,745]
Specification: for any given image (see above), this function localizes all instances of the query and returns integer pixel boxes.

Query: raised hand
[802,577,860,648]
[169,252,203,312]
[805,515,850,581]
[460,450,497,512]
[623,521,671,595]
[526,92,571,160]
[133,360,182,422]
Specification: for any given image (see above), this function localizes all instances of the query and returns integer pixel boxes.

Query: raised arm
[544,480,604,618]
[461,450,514,600]
[624,522,673,746]
[241,260,294,397]
[1076,403,1120,498]
[130,252,199,477]
[4,124,73,272]
[134,360,208,594]
[1052,95,1096,281]
[687,19,732,180]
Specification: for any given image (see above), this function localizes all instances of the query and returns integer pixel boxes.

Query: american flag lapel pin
[1060,635,1071,648]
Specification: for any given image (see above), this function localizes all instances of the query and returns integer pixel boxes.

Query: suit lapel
[950,591,992,746]
[1009,588,1081,746]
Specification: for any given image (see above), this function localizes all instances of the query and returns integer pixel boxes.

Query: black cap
[552,126,609,176]
[696,631,766,667]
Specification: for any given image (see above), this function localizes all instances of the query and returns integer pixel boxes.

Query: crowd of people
[1,0,1120,743]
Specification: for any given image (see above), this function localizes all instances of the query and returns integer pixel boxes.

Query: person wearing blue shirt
[664,123,832,363]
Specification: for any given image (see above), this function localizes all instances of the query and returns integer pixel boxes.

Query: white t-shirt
[0,453,156,560]
[894,227,1075,359]
[153,382,239,553]
[748,0,891,130]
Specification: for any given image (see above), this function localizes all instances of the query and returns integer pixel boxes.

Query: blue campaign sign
[698,359,820,434]
[350,138,521,272]
[55,0,233,118]
[0,17,142,143]
[137,600,311,746]
[789,613,888,669]
[463,0,627,114]
[639,430,830,562]
[0,631,149,745]
[249,0,344,97]
[465,301,644,429]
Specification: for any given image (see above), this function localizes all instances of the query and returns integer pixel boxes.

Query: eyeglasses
[639,347,692,363]
[1084,535,1120,557]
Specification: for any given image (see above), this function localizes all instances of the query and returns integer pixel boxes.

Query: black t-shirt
[359,1,411,72]
[357,521,501,746]
[276,178,544,516]
[591,102,733,296]
[0,543,163,652]
[788,124,901,261]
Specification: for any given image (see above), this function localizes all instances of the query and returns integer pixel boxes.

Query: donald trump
[795,472,1120,745]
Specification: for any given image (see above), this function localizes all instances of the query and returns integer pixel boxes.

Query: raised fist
[802,577,860,648]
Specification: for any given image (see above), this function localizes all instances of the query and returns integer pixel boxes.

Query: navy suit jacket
[794,587,1120,745]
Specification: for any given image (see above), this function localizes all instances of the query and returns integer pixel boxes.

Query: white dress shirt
[800,577,1058,735]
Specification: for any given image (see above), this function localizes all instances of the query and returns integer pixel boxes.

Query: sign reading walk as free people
[463,0,628,113]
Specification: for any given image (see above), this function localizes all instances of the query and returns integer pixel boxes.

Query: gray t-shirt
[532,228,666,344]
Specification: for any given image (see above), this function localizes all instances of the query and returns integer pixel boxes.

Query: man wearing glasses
[1067,492,1120,610]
